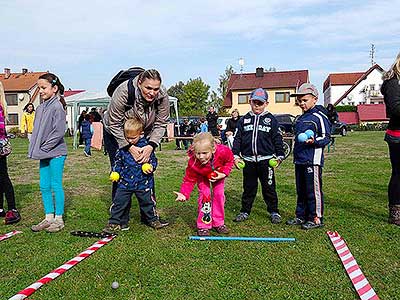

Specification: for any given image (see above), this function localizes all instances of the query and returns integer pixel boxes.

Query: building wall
[230,88,302,116]
[325,85,352,106]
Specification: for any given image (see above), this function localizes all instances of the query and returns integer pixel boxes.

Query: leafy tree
[179,77,210,116]
[210,65,235,116]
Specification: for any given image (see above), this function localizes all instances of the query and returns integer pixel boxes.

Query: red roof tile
[0,71,47,92]
[224,69,309,107]
[357,103,388,122]
[64,90,85,97]
[323,72,364,91]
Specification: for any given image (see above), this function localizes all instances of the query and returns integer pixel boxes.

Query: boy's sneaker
[102,223,121,235]
[270,212,282,224]
[197,228,210,236]
[233,212,249,222]
[121,224,130,231]
[214,224,229,234]
[84,150,91,157]
[0,209,5,217]
[147,219,169,229]
[31,219,52,232]
[286,217,305,226]
[4,209,21,224]
[45,220,65,233]
[301,218,324,230]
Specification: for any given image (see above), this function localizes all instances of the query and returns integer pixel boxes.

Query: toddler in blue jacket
[102,117,168,234]
[286,83,331,230]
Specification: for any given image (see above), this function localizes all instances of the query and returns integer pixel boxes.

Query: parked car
[332,121,348,136]
[274,114,296,134]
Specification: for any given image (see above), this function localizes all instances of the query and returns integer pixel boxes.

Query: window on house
[7,113,19,125]
[238,93,250,104]
[5,94,18,106]
[275,92,290,103]
[370,84,375,90]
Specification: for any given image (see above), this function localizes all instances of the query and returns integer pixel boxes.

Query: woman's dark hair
[39,73,67,109]
[24,103,35,112]
[138,69,162,83]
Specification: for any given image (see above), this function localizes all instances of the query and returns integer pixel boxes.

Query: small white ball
[111,281,119,289]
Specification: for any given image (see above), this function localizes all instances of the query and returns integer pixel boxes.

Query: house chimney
[4,68,11,79]
[22,68,28,74]
[256,67,264,77]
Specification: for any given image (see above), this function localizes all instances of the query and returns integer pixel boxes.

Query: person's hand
[129,145,142,161]
[137,145,153,163]
[209,170,226,183]
[174,191,187,202]
[225,131,233,137]
[234,158,244,170]
[305,137,315,144]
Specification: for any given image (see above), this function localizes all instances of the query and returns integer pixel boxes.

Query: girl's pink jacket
[179,143,234,200]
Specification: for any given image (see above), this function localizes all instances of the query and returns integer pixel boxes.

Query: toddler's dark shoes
[214,224,229,234]
[301,217,324,230]
[102,223,121,235]
[4,209,21,225]
[286,217,305,226]
[197,228,210,236]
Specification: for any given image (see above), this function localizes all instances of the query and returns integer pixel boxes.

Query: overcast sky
[1,0,399,99]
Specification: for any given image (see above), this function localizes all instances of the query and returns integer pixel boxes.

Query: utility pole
[369,44,375,66]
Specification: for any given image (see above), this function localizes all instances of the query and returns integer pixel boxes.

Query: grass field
[1,131,399,300]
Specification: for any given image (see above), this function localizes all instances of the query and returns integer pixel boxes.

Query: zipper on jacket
[252,114,259,161]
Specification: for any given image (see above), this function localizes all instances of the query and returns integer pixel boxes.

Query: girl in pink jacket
[174,132,234,236]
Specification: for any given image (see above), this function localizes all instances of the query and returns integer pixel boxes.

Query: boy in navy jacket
[232,88,285,224]
[103,117,168,234]
[287,83,331,230]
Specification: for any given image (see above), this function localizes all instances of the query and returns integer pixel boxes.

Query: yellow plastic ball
[109,172,120,182]
[142,163,153,173]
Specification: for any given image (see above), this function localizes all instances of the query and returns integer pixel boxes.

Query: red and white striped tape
[8,235,115,300]
[327,231,379,300]
[0,230,22,242]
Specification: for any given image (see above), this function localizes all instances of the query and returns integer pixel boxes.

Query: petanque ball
[142,163,152,173]
[298,133,308,143]
[269,159,278,168]
[237,161,245,169]
[111,281,119,289]
[109,172,120,182]
[305,129,314,139]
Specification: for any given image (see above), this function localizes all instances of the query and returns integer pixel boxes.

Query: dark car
[274,114,296,134]
[332,121,348,136]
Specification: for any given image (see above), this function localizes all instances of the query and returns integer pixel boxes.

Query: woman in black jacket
[381,52,400,226]
[225,109,240,149]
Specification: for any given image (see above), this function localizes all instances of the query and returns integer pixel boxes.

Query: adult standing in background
[225,108,240,149]
[381,52,400,226]
[20,103,35,142]
[103,69,170,200]
[206,106,219,137]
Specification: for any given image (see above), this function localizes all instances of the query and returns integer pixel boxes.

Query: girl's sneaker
[214,225,229,234]
[5,209,21,224]
[45,220,65,233]
[31,219,52,232]
[197,228,210,236]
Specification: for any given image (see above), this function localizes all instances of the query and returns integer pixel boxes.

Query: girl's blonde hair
[0,81,7,119]
[383,52,400,81]
[192,132,215,152]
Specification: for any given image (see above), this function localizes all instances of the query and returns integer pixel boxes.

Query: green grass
[1,132,399,299]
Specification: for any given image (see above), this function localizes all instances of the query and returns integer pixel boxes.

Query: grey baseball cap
[290,83,319,98]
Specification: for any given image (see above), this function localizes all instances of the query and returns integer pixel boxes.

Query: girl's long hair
[0,81,7,119]
[382,52,400,81]
[38,73,67,109]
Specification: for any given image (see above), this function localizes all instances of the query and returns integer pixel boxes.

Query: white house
[323,64,385,106]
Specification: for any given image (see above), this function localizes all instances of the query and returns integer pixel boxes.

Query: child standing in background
[286,83,331,230]
[29,73,67,233]
[103,117,169,235]
[80,114,93,157]
[20,103,35,142]
[174,132,234,236]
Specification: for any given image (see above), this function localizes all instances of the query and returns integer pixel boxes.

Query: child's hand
[305,137,315,144]
[234,158,244,170]
[174,191,187,202]
[209,170,226,182]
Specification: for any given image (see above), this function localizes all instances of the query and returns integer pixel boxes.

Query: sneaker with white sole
[45,220,65,233]
[270,212,282,224]
[31,219,52,232]
[233,212,249,222]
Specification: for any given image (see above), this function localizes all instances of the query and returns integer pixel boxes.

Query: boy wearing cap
[232,88,285,224]
[287,83,331,229]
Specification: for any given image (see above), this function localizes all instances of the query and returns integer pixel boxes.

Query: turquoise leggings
[39,155,66,215]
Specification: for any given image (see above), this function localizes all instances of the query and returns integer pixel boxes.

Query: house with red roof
[0,68,47,129]
[323,64,385,107]
[224,67,309,116]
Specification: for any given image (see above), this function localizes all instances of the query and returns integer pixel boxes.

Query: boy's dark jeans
[241,160,279,214]
[109,188,158,225]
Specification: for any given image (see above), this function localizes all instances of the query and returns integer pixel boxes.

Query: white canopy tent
[65,91,179,149]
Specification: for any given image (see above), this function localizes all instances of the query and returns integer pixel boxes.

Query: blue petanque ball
[298,133,308,143]
[305,129,314,139]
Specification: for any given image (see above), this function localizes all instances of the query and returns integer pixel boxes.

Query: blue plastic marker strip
[189,236,295,242]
